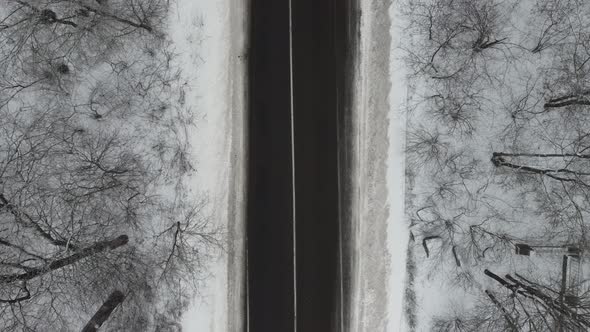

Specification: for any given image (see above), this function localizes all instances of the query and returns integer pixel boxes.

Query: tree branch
[0,235,128,284]
[0,194,78,250]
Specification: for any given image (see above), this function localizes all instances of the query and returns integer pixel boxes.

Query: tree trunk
[545,94,590,108]
[484,269,515,290]
[452,246,461,267]
[0,235,128,284]
[493,152,590,159]
[557,255,568,332]
[422,235,440,258]
[0,193,79,250]
[491,152,590,183]
[545,91,590,108]
[81,290,126,332]
[508,273,590,329]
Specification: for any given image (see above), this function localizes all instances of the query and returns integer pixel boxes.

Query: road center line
[288,0,297,330]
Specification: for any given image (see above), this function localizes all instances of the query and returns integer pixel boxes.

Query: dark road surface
[247,0,357,331]
[247,1,294,331]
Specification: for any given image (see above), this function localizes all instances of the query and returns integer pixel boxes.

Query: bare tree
[526,0,587,54]
[403,0,513,80]
[425,80,486,137]
[482,268,590,331]
[433,266,590,331]
[0,102,215,331]
[431,288,527,332]
[402,0,590,330]
[0,0,218,329]
[0,0,169,105]
[406,126,450,171]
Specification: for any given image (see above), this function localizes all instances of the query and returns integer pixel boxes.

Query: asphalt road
[247,0,357,331]
[247,0,294,331]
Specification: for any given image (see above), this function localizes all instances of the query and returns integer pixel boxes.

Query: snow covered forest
[402,0,590,330]
[0,0,221,330]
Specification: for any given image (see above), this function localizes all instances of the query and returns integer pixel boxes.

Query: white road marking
[288,0,298,330]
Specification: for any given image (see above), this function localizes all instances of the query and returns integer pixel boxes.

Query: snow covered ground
[168,0,247,331]
[350,0,409,331]
[399,0,590,330]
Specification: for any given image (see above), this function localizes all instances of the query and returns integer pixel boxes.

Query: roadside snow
[387,1,410,330]
[352,0,411,331]
[168,0,247,331]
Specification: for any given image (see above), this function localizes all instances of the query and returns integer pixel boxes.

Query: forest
[403,0,590,330]
[0,1,219,330]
